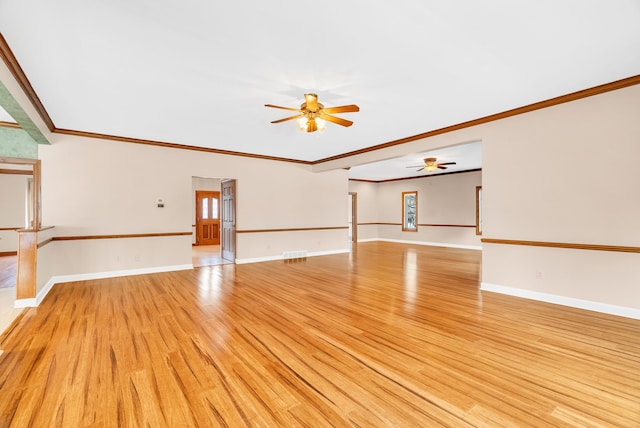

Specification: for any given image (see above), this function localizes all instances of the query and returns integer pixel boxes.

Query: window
[476,186,483,235]
[211,198,219,219]
[402,191,418,231]
[202,198,209,219]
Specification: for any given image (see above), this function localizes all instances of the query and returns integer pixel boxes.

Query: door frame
[0,156,41,230]
[349,191,357,243]
[0,157,41,301]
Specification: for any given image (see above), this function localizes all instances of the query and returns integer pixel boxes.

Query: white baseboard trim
[481,282,640,320]
[235,248,350,265]
[14,298,37,308]
[234,255,280,264]
[15,264,193,308]
[365,238,482,251]
[311,249,351,257]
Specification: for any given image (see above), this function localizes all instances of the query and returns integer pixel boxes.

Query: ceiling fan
[407,157,457,172]
[265,93,359,133]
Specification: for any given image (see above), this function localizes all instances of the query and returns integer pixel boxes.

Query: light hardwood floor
[0,242,638,426]
[192,244,232,267]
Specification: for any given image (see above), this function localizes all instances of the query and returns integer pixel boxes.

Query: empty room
[1,1,639,426]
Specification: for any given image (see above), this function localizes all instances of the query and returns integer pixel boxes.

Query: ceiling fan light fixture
[266,93,358,133]
[314,117,326,132]
[424,157,438,171]
[406,157,456,172]
[296,116,326,133]
[296,116,307,131]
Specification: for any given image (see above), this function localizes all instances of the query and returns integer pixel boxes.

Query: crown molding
[314,74,640,164]
[54,128,313,164]
[0,33,55,132]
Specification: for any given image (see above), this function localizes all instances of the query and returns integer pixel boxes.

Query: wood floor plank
[0,242,639,426]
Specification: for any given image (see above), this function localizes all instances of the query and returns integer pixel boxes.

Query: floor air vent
[283,250,308,261]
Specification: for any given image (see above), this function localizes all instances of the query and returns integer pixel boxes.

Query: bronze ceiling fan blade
[438,165,449,170]
[264,104,303,113]
[270,114,305,124]
[438,162,456,166]
[322,104,360,114]
[416,167,425,172]
[304,93,319,111]
[319,112,353,127]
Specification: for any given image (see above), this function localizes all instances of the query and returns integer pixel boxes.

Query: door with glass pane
[195,191,220,245]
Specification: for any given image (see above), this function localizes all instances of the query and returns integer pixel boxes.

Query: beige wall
[0,174,27,227]
[481,84,640,311]
[36,135,349,284]
[349,171,482,248]
[236,161,349,261]
[482,86,640,245]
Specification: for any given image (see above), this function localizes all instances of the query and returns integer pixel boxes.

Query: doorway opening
[0,157,39,334]
[191,176,236,267]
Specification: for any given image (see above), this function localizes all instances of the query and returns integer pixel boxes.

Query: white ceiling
[350,140,482,181]
[0,1,639,180]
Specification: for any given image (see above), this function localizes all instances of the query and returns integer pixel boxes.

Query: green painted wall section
[0,80,50,146]
[0,126,38,158]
